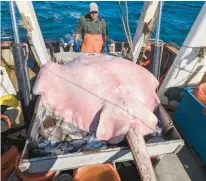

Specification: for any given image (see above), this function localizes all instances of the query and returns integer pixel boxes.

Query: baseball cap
[89,2,99,12]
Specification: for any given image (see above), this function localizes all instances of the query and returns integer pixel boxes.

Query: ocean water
[1,1,204,46]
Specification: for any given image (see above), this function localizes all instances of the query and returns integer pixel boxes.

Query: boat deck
[118,145,206,181]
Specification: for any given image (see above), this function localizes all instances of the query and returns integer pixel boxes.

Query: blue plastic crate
[173,87,206,163]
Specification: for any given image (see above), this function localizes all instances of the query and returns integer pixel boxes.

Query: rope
[182,45,206,48]
[117,2,134,61]
[160,55,205,88]
[125,2,133,54]
[171,56,206,74]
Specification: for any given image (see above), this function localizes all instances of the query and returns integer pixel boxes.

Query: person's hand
[73,39,80,52]
[102,42,109,53]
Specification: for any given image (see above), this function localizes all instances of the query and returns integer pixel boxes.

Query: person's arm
[103,35,108,44]
[102,19,108,44]
[74,17,83,52]
[74,17,83,40]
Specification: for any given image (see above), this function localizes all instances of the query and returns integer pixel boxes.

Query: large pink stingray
[33,53,160,144]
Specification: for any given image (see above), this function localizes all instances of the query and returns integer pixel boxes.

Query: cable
[182,45,206,48]
[118,2,134,61]
[125,2,133,53]
[118,2,130,47]
[171,61,206,73]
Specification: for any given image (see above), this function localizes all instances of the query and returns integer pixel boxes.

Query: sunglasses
[90,11,98,14]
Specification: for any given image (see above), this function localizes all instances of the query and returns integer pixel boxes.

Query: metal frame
[19,140,183,174]
[19,94,184,174]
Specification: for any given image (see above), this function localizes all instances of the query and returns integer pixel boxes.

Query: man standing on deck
[74,2,108,53]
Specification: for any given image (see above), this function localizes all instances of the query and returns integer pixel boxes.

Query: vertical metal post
[9,1,32,131]
[152,1,163,80]
[9,1,20,43]
[155,1,163,46]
